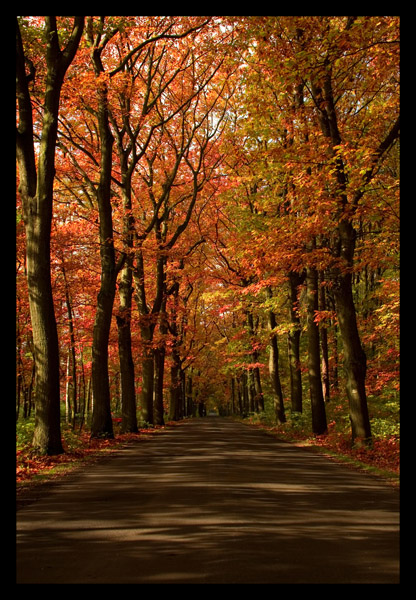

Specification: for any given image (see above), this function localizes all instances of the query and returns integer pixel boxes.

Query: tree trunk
[318,272,330,402]
[246,311,264,411]
[179,368,186,419]
[306,265,327,435]
[134,242,167,425]
[116,181,137,433]
[266,288,286,424]
[153,298,168,426]
[310,66,375,445]
[91,278,116,438]
[332,221,371,444]
[112,120,139,432]
[63,265,77,427]
[169,349,181,421]
[153,344,166,426]
[230,377,235,415]
[116,259,138,434]
[140,344,154,425]
[186,374,194,416]
[91,46,119,440]
[16,17,84,454]
[287,272,303,413]
[237,375,244,415]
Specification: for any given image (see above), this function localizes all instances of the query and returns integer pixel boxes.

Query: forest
[16,17,399,475]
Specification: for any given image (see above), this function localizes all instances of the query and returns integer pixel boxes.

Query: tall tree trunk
[133,246,154,425]
[62,263,77,427]
[230,377,235,415]
[116,259,138,433]
[186,373,194,416]
[310,66,380,445]
[266,288,286,424]
[287,272,303,413]
[111,110,140,433]
[179,368,186,419]
[153,345,166,425]
[116,182,138,433]
[318,272,330,402]
[241,371,249,416]
[91,270,116,439]
[140,337,155,425]
[90,41,121,439]
[134,240,167,425]
[246,311,264,411]
[169,349,181,421]
[153,304,167,426]
[16,17,84,454]
[306,264,327,435]
[332,221,371,443]
[237,374,243,415]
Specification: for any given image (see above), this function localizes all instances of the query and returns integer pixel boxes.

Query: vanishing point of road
[16,417,399,584]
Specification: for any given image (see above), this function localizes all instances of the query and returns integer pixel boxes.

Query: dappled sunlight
[17,418,399,584]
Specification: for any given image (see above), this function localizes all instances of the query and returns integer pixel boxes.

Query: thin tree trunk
[140,345,154,425]
[246,311,264,411]
[153,345,166,426]
[169,350,181,421]
[318,272,330,402]
[62,265,77,427]
[287,272,303,413]
[266,288,286,424]
[306,264,327,435]
[186,373,194,416]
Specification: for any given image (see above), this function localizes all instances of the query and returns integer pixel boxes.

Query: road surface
[16,417,399,584]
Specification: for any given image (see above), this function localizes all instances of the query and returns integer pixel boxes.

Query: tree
[108,17,216,429]
[287,272,304,413]
[266,287,286,424]
[128,28,233,423]
[87,19,124,439]
[301,17,399,444]
[306,259,327,435]
[16,16,84,454]
[220,16,399,445]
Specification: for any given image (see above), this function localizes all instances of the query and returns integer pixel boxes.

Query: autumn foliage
[17,17,399,473]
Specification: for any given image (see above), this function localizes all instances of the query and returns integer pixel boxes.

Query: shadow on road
[16,417,400,584]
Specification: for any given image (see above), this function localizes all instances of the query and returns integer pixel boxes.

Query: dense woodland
[16,17,399,459]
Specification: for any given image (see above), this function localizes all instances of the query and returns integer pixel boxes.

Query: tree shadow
[16,418,399,584]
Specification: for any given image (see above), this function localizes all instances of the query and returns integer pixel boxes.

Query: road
[16,417,399,584]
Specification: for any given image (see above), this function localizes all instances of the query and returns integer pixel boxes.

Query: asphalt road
[16,417,400,584]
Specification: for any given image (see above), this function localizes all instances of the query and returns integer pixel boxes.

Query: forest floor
[17,416,399,584]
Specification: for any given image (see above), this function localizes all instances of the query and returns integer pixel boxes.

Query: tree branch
[353,114,400,206]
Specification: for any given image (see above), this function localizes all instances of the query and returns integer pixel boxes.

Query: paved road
[16,417,399,584]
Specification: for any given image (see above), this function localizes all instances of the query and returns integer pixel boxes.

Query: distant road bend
[16,417,400,584]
